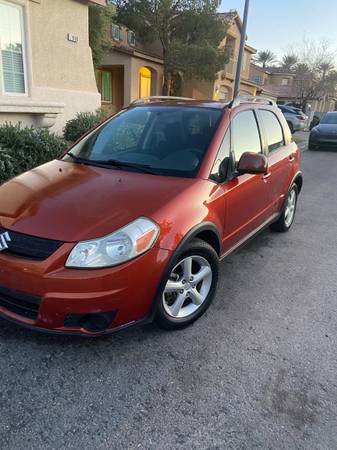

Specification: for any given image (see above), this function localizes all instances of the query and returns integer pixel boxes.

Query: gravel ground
[1,149,337,450]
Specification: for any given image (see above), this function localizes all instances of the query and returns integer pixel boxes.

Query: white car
[278,105,307,133]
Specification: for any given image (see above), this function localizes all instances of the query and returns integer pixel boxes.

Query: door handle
[262,172,271,181]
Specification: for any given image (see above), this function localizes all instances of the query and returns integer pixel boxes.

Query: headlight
[66,217,160,268]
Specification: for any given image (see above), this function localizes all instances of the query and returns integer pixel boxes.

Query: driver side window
[232,110,262,165]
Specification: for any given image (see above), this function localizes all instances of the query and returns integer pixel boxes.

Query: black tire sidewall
[154,239,219,329]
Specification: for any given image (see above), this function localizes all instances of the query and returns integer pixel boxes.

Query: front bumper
[294,121,306,132]
[0,244,171,336]
[310,134,337,147]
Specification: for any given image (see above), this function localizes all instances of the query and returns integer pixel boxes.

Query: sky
[219,0,337,62]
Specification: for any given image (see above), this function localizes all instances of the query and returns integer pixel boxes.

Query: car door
[221,109,275,254]
[257,109,295,213]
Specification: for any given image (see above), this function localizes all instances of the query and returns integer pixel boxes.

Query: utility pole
[233,0,250,99]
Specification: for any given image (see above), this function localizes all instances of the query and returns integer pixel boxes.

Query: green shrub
[0,123,67,184]
[63,110,105,142]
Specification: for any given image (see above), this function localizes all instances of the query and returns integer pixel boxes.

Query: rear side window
[259,110,284,152]
[232,110,261,163]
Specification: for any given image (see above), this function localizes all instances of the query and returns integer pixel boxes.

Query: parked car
[278,104,307,133]
[309,111,337,150]
[284,104,308,120]
[310,115,320,130]
[0,96,302,336]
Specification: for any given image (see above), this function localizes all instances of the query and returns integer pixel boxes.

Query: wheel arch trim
[291,171,303,193]
[147,222,221,320]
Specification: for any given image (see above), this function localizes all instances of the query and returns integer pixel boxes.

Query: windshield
[63,106,222,177]
[321,113,337,124]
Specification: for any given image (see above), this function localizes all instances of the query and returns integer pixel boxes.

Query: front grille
[0,286,41,320]
[0,227,63,261]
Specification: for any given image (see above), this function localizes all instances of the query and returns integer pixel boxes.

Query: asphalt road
[1,149,337,450]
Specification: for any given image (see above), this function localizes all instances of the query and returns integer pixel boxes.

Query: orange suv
[0,96,302,335]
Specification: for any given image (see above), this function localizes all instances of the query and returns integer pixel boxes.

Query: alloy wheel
[284,188,297,227]
[162,255,212,318]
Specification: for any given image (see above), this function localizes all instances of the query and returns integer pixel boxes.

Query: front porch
[97,48,163,113]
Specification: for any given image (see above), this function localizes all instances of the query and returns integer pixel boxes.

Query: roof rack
[131,96,194,105]
[229,95,276,108]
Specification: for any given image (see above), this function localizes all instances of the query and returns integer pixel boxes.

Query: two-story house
[0,0,103,134]
[97,23,164,114]
[182,11,260,101]
[249,64,336,112]
[250,64,296,104]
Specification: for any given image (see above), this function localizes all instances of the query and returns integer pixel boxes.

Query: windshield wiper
[65,153,158,175]
[66,152,90,163]
[88,159,159,175]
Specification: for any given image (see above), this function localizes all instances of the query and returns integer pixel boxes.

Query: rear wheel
[155,239,219,330]
[270,184,298,232]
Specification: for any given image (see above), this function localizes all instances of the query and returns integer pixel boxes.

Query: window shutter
[102,71,112,102]
[2,49,25,94]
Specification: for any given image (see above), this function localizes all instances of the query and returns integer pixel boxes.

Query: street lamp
[233,0,250,99]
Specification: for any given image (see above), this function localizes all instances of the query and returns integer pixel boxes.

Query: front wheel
[155,239,219,330]
[270,184,298,232]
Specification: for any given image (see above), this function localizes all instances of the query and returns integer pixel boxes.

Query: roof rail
[230,95,276,108]
[130,96,194,105]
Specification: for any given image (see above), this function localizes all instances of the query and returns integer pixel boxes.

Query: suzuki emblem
[0,232,11,251]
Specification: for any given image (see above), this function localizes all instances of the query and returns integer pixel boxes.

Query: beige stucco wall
[29,0,97,92]
[0,0,101,134]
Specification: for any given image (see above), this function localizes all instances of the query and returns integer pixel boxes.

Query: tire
[270,184,298,232]
[309,141,318,150]
[287,121,294,134]
[154,239,219,330]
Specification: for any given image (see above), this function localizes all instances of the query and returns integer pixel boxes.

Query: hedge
[63,110,105,142]
[0,123,67,184]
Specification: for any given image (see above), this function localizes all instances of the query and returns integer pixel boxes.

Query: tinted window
[259,110,284,152]
[232,110,261,163]
[321,113,337,124]
[64,106,222,178]
[210,130,230,182]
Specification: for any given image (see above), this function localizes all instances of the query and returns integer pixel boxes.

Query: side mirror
[237,152,268,175]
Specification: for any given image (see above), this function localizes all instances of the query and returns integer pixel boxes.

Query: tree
[116,0,229,95]
[253,50,277,68]
[89,4,116,67]
[293,39,337,109]
[281,53,298,71]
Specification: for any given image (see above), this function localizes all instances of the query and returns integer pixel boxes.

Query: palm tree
[281,54,298,71]
[254,50,277,68]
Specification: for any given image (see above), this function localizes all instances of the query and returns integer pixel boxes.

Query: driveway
[1,150,337,449]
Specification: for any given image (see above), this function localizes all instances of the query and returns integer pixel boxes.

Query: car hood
[314,124,337,134]
[0,160,198,242]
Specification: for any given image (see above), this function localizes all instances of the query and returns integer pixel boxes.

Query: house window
[112,24,121,41]
[96,69,113,103]
[281,78,289,86]
[0,1,26,95]
[127,30,135,46]
[253,75,262,85]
